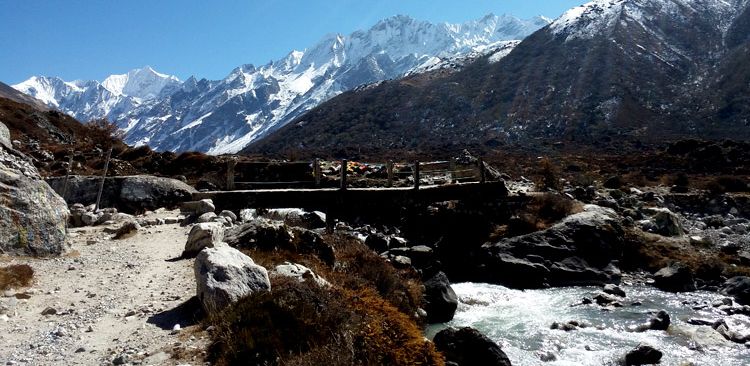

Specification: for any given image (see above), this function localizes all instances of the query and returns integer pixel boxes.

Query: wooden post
[94,146,113,212]
[478,157,486,184]
[314,158,321,188]
[449,158,456,184]
[226,159,236,191]
[386,160,394,188]
[340,159,348,190]
[61,149,74,201]
[413,160,420,190]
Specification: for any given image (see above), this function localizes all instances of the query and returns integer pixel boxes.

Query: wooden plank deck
[193,181,508,212]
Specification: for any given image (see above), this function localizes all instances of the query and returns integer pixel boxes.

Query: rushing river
[427,283,750,366]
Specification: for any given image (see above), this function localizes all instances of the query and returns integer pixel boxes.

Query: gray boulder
[46,175,195,213]
[653,263,696,292]
[481,205,624,288]
[722,276,750,305]
[183,223,226,257]
[713,316,750,344]
[224,219,293,250]
[0,122,11,149]
[423,271,458,323]
[641,207,684,237]
[194,246,270,314]
[263,208,326,229]
[0,135,69,256]
[433,327,512,366]
[180,199,215,215]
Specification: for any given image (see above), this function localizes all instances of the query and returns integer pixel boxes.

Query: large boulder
[46,175,195,213]
[640,207,684,237]
[713,315,750,344]
[423,271,458,323]
[481,205,624,288]
[721,276,750,305]
[653,263,696,292]
[194,246,271,314]
[180,199,215,215]
[433,327,512,366]
[183,223,226,257]
[0,134,69,256]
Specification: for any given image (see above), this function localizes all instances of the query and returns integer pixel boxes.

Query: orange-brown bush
[506,193,580,236]
[0,264,34,290]
[209,280,444,366]
[534,157,561,191]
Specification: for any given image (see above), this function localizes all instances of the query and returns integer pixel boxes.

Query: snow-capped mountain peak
[13,13,550,153]
[102,66,181,100]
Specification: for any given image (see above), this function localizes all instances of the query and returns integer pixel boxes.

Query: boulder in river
[721,276,750,305]
[423,271,458,323]
[0,128,69,256]
[481,205,624,288]
[194,246,270,314]
[713,315,750,344]
[433,327,512,366]
[653,263,696,292]
[625,344,662,365]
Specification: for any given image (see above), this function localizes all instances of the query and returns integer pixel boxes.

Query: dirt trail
[0,210,208,365]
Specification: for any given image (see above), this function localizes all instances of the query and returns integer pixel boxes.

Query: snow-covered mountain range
[13,14,549,154]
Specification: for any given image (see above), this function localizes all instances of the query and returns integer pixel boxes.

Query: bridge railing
[225,158,488,191]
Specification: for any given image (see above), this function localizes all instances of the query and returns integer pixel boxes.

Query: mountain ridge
[245,0,750,157]
[13,13,549,154]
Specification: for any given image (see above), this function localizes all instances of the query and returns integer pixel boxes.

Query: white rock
[183,223,226,257]
[194,246,270,314]
[270,262,330,288]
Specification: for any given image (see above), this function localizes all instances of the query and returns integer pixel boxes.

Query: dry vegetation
[207,233,438,366]
[0,264,34,291]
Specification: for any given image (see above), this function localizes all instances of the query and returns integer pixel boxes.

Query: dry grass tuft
[0,264,34,290]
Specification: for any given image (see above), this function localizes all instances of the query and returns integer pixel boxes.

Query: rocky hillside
[14,14,548,154]
[246,0,750,157]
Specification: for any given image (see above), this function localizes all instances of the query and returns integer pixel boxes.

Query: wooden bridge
[192,158,511,224]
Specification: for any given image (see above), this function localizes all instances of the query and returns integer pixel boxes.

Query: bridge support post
[226,159,237,191]
[314,158,321,188]
[413,160,420,190]
[386,160,394,188]
[478,157,486,184]
[449,158,456,184]
[340,159,348,190]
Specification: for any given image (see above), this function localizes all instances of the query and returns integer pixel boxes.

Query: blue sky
[0,0,582,84]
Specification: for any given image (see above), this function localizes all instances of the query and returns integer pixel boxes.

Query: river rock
[219,210,237,223]
[183,223,226,257]
[0,134,69,256]
[481,205,624,288]
[196,212,217,223]
[713,315,750,344]
[721,276,750,305]
[423,271,458,323]
[632,310,671,332]
[365,233,389,253]
[433,327,512,366]
[653,263,696,292]
[269,262,330,287]
[180,199,215,215]
[47,175,195,213]
[194,246,270,314]
[263,208,326,229]
[603,284,626,297]
[641,207,684,236]
[224,219,293,250]
[625,344,662,365]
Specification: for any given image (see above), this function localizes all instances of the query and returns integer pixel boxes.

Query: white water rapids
[427,283,750,365]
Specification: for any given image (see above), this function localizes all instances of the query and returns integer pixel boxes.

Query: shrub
[704,176,749,194]
[507,193,580,235]
[0,264,34,290]
[209,280,443,366]
[534,157,560,191]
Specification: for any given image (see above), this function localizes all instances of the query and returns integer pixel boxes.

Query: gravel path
[0,210,209,365]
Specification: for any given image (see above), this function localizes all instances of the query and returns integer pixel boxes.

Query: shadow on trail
[147,296,205,330]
